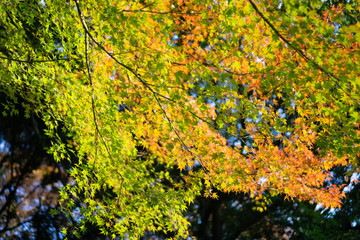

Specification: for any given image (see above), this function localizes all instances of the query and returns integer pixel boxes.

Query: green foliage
[0,0,359,238]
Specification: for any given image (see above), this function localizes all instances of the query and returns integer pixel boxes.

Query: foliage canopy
[0,0,359,238]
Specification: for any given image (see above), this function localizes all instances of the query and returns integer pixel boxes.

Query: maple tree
[0,0,359,238]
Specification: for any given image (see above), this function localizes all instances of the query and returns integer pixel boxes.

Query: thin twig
[121,9,200,15]
[0,55,72,63]
[75,0,121,176]
[152,93,210,173]
[84,33,99,171]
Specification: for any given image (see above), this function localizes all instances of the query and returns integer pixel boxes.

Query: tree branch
[248,0,360,107]
[0,55,72,63]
